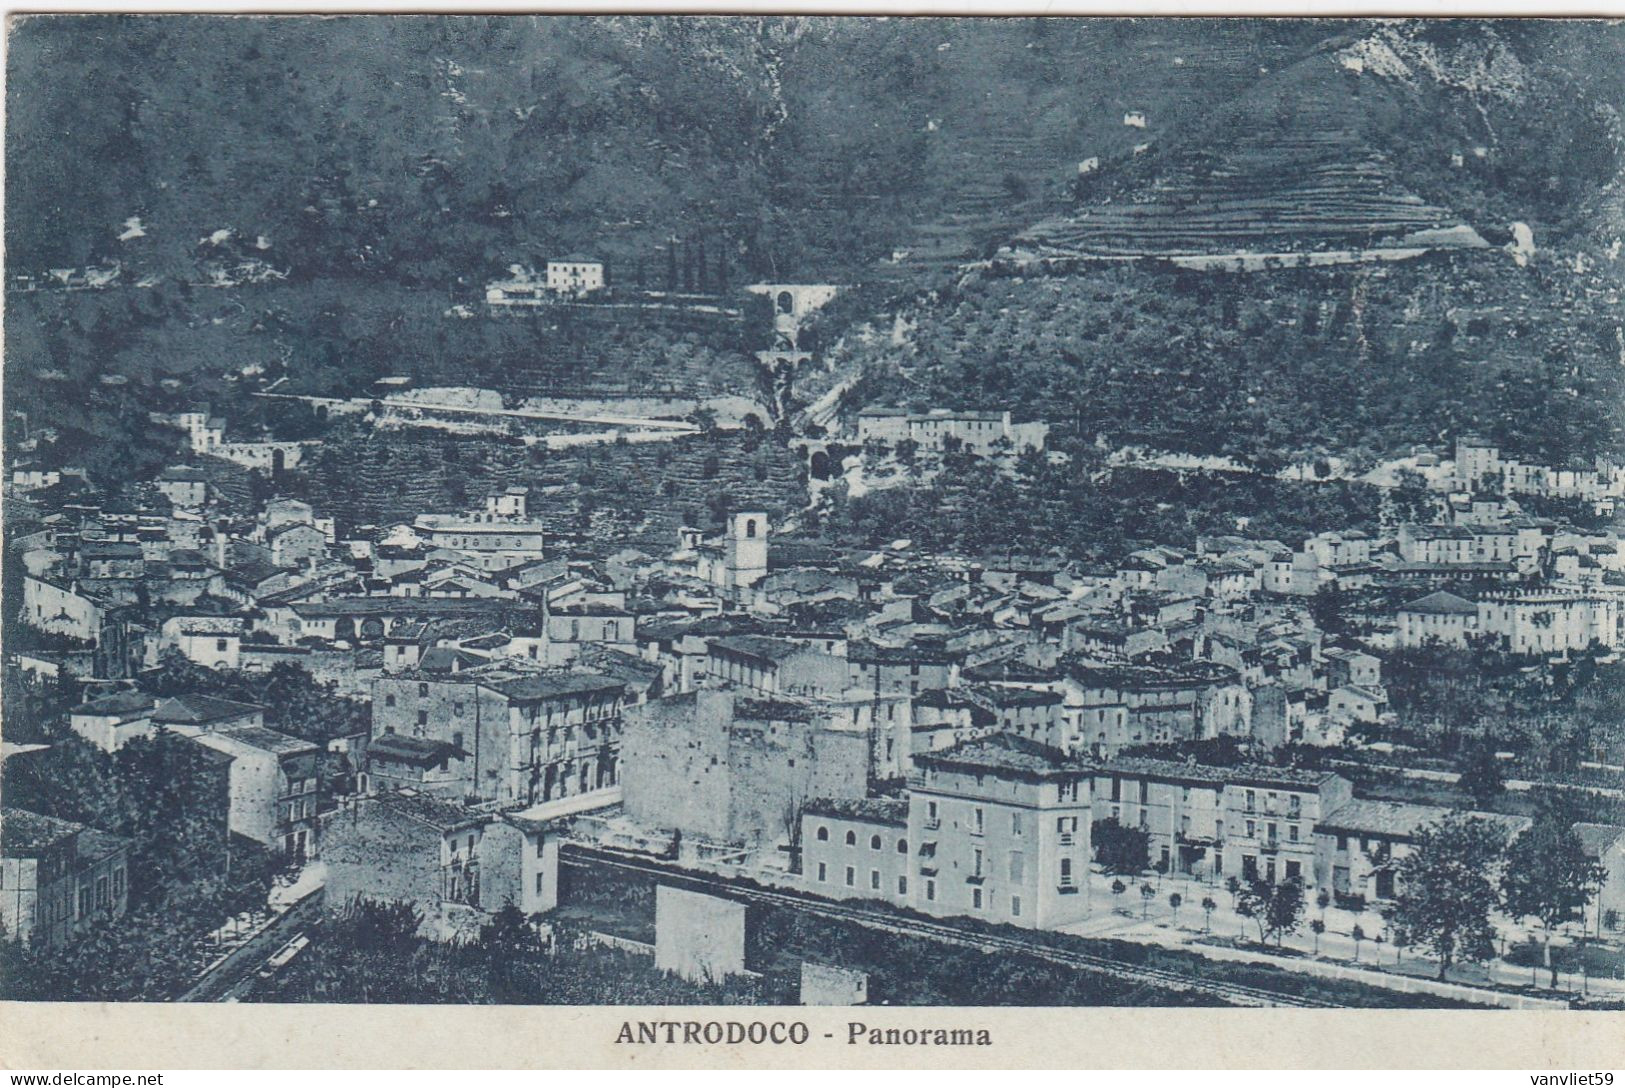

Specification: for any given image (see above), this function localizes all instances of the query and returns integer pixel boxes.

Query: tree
[1500,812,1605,988]
[1456,746,1507,809]
[1234,877,1306,947]
[1201,896,1217,933]
[1351,923,1365,962]
[1316,888,1331,918]
[1168,892,1183,924]
[1139,882,1156,919]
[1309,918,1325,955]
[1388,813,1509,980]
[1110,878,1127,912]
[1092,817,1151,874]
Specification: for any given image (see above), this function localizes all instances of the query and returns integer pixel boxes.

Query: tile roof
[2,808,84,855]
[1573,822,1625,859]
[1399,590,1479,615]
[914,733,1088,778]
[152,694,264,724]
[1317,799,1528,840]
[803,797,909,827]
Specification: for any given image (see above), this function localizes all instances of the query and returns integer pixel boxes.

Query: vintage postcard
[1,10,1623,1071]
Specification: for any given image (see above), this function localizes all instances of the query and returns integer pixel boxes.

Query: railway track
[562,845,1339,1008]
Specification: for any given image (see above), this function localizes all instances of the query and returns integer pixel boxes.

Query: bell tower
[725,512,769,588]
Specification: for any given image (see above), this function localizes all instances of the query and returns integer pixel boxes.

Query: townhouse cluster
[6,423,1624,944]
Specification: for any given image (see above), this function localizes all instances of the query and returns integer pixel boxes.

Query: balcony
[924,817,941,831]
[1058,832,1075,847]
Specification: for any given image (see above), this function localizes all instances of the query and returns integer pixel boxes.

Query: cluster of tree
[1384,647,1625,777]
[1091,817,1152,874]
[254,897,764,1004]
[1221,802,1607,987]
[832,254,1624,469]
[821,452,1382,566]
[145,652,370,747]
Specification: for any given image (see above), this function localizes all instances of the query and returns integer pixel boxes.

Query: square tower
[725,512,769,587]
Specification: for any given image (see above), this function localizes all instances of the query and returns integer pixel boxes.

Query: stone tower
[725,512,769,588]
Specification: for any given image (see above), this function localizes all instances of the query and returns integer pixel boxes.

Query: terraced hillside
[1009,45,1482,260]
[1012,138,1470,259]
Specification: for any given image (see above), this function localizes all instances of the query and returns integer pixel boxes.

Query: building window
[1011,812,1023,836]
[1246,819,1256,839]
[1285,861,1301,882]
[870,835,882,851]
[972,888,983,910]
[898,875,908,896]
[535,872,546,895]
[1009,851,1025,882]
[896,839,907,854]
[1059,858,1074,887]
[817,863,827,883]
[844,866,855,887]
[972,847,984,878]
[844,830,857,847]
[1011,896,1022,918]
[972,807,984,836]
[1289,824,1300,843]
[417,711,428,728]
[816,826,829,842]
[925,879,936,902]
[870,870,880,891]
[418,683,430,697]
[385,694,396,708]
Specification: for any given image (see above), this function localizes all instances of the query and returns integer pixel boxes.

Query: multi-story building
[1,808,131,948]
[321,791,490,925]
[705,635,849,698]
[856,408,1049,455]
[544,257,605,295]
[1476,591,1621,655]
[847,641,962,698]
[1395,590,1480,647]
[907,734,1093,930]
[1219,767,1351,887]
[371,665,626,805]
[413,490,546,571]
[1396,589,1621,653]
[1057,660,1250,755]
[192,726,322,859]
[800,798,912,903]
[1089,758,1350,886]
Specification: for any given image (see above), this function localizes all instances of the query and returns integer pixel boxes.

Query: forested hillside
[7,17,1624,488]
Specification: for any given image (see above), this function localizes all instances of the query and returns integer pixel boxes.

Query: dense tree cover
[820,453,1381,564]
[1383,647,1625,776]
[254,898,764,1004]
[6,18,1362,282]
[834,254,1624,467]
[145,652,371,746]
[1500,797,1607,989]
[0,897,249,1001]
[2,727,247,912]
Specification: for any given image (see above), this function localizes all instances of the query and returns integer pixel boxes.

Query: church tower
[724,512,769,588]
